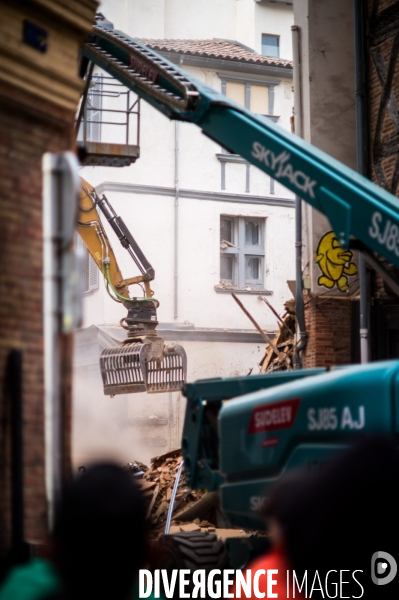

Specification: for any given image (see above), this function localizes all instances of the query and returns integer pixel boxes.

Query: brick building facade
[366,0,399,361]
[0,0,96,560]
[293,0,359,368]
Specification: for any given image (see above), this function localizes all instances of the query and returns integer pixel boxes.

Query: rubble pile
[124,449,257,541]
[230,292,296,374]
[259,299,296,373]
[125,449,208,530]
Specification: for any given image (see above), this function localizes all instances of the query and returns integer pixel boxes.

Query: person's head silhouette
[53,463,147,600]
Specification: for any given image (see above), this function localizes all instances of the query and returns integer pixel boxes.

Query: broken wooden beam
[231,293,290,367]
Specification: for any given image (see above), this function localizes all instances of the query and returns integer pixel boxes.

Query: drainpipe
[43,153,62,529]
[291,25,308,368]
[354,0,369,363]
[174,57,183,319]
[174,120,180,319]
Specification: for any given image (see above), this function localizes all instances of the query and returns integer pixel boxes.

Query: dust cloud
[72,365,142,470]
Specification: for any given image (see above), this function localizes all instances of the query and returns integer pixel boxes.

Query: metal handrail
[77,73,140,148]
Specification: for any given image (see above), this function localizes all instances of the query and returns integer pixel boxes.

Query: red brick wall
[303,297,353,368]
[368,0,399,194]
[366,0,399,355]
[0,84,74,556]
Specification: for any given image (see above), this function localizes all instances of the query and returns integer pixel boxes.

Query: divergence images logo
[371,551,397,586]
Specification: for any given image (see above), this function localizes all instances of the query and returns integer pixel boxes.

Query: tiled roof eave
[178,51,291,68]
[155,50,293,78]
[137,38,293,71]
[152,48,292,69]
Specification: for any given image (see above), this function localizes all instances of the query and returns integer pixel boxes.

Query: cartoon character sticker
[316,231,357,292]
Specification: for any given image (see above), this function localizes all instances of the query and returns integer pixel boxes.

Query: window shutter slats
[220,216,265,288]
[88,255,99,292]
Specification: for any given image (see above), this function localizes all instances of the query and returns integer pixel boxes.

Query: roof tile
[138,38,292,69]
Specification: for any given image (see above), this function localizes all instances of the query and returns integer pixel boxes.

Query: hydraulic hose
[104,263,157,304]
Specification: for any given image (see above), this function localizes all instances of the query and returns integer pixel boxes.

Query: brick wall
[0,85,74,556]
[366,0,399,357]
[0,0,97,560]
[368,0,399,194]
[303,297,353,367]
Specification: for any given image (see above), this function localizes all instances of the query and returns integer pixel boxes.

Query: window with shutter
[220,216,265,288]
[225,81,246,107]
[88,254,99,292]
[250,84,269,115]
[75,234,99,295]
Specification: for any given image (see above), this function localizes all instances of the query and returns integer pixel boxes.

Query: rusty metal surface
[81,156,137,167]
[79,143,139,166]
[100,342,187,395]
[84,142,139,157]
[83,27,199,113]
[103,382,147,395]
[144,344,187,393]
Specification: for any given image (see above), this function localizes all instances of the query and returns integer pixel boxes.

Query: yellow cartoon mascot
[316,231,357,292]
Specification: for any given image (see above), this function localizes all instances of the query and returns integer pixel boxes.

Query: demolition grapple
[100,298,187,395]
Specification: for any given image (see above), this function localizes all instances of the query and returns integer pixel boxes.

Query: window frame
[220,216,265,288]
[216,72,280,192]
[217,72,280,117]
[261,33,280,58]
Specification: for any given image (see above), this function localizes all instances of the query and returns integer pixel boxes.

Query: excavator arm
[79,179,129,301]
[77,178,187,395]
[78,178,154,300]
[80,23,399,269]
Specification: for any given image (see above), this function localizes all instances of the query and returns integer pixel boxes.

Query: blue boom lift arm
[81,23,399,268]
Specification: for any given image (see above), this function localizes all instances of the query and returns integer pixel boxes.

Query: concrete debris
[175,491,219,522]
[124,449,207,533]
[216,281,263,292]
[285,298,296,314]
[179,523,201,532]
[220,239,238,250]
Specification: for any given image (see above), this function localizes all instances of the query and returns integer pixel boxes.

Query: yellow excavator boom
[78,179,155,299]
[76,178,187,396]
[78,179,129,300]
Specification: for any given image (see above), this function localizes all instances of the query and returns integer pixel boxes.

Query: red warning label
[247,398,300,434]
